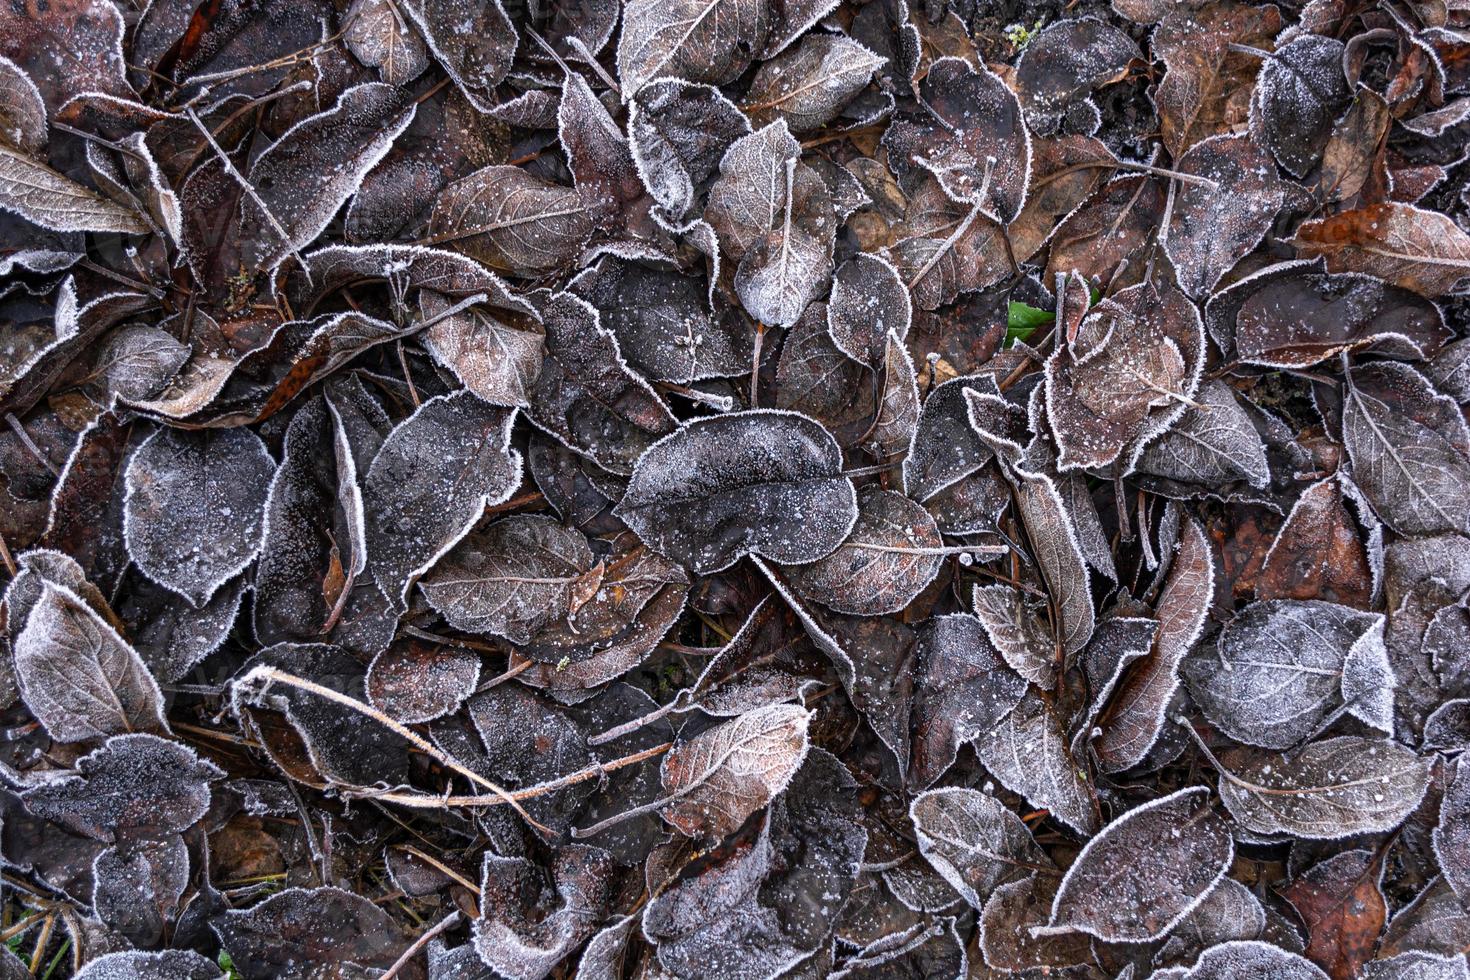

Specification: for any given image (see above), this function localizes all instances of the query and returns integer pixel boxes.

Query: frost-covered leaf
[429,166,595,276]
[13,580,167,742]
[420,290,543,407]
[366,640,480,724]
[970,583,1056,688]
[1215,736,1432,839]
[1342,361,1470,537]
[976,693,1097,835]
[1280,848,1387,979]
[72,951,223,980]
[1292,203,1470,298]
[910,613,1028,789]
[420,515,596,645]
[363,390,521,606]
[1153,2,1284,156]
[1156,877,1267,967]
[85,326,190,403]
[123,426,273,609]
[1164,133,1287,300]
[1044,282,1205,472]
[0,143,147,234]
[1182,941,1328,980]
[1250,35,1351,179]
[909,787,1049,910]
[659,703,811,840]
[398,0,516,111]
[1133,380,1269,489]
[1045,787,1232,943]
[883,57,1030,219]
[827,252,911,368]
[213,886,403,979]
[0,56,46,155]
[1433,757,1470,907]
[20,734,220,842]
[239,83,416,272]
[1183,599,1387,750]
[1015,18,1139,134]
[743,33,884,132]
[617,0,770,96]
[92,835,188,946]
[344,0,429,86]
[628,79,751,220]
[783,487,944,616]
[572,257,750,384]
[614,409,858,574]
[474,845,616,980]
[1205,260,1450,368]
[527,291,676,475]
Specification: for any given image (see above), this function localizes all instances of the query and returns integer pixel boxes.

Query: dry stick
[27,915,54,978]
[0,911,46,944]
[1032,157,1219,192]
[4,414,58,477]
[476,657,534,691]
[393,844,481,894]
[237,665,551,834]
[380,910,461,980]
[566,36,621,96]
[750,322,767,407]
[183,107,314,285]
[373,741,673,809]
[0,529,16,578]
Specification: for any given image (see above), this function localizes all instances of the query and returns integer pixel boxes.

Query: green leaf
[1006,301,1053,344]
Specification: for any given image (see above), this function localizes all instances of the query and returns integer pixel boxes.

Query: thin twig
[380,910,460,980]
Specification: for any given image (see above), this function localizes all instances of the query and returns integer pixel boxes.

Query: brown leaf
[1279,849,1387,980]
[1291,203,1470,297]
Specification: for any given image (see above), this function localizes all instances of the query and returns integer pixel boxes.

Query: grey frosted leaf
[733,161,835,328]
[1204,259,1449,368]
[1360,952,1470,980]
[784,486,943,616]
[1380,879,1470,962]
[872,331,920,460]
[420,290,543,408]
[1183,941,1328,980]
[1183,599,1385,750]
[628,79,750,220]
[73,950,223,980]
[773,302,876,446]
[980,873,1092,973]
[1132,380,1270,488]
[85,326,189,403]
[1166,133,1288,299]
[1428,338,1470,403]
[743,33,885,132]
[420,515,595,645]
[20,733,220,842]
[976,693,1098,836]
[364,390,521,607]
[1342,361,1470,537]
[827,252,912,368]
[399,0,516,111]
[1342,617,1396,734]
[118,572,244,683]
[0,56,46,155]
[1015,18,1139,134]
[572,258,750,384]
[475,847,616,980]
[882,57,1031,220]
[1045,787,1232,943]
[92,835,188,946]
[527,291,676,475]
[344,0,429,85]
[239,83,416,271]
[885,178,1011,311]
[970,583,1056,688]
[706,120,801,260]
[614,409,858,575]
[910,612,1027,789]
[1095,515,1214,772]
[0,143,147,233]
[1001,456,1096,658]
[429,166,594,276]
[366,640,479,724]
[1044,282,1205,472]
[123,426,274,608]
[909,787,1049,910]
[13,580,166,742]
[1250,35,1352,179]
[1156,877,1267,967]
[1216,736,1432,839]
[659,703,811,840]
[616,0,771,96]
[253,396,369,646]
[904,375,1006,503]
[213,886,403,979]
[1433,757,1470,907]
[575,914,640,980]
